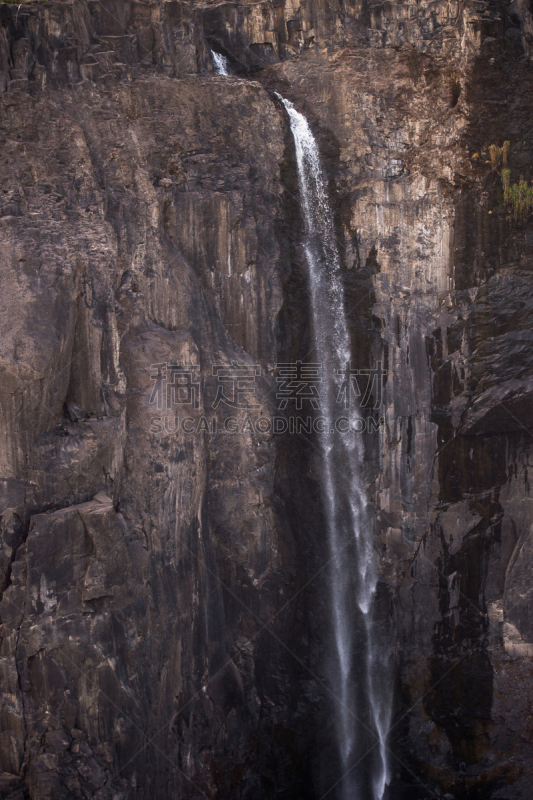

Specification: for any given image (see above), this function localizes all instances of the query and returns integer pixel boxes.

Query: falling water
[212,52,230,76]
[277,95,392,799]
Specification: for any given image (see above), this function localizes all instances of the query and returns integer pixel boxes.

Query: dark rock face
[1,1,533,798]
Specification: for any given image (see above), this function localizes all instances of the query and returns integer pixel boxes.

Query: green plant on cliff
[501,168,511,203]
[489,140,510,168]
[507,176,533,220]
[499,161,533,221]
[489,141,533,220]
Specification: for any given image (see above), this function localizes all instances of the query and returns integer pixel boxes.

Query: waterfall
[277,95,392,800]
[212,52,230,76]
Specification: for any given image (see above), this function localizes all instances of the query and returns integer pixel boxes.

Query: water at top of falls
[212,52,230,76]
[275,97,350,376]
[277,93,393,800]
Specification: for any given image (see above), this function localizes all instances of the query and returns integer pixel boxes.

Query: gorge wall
[1,0,533,798]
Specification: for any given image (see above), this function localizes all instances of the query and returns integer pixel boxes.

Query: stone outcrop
[1,0,533,798]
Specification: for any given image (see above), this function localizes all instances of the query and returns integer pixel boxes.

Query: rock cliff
[1,0,533,798]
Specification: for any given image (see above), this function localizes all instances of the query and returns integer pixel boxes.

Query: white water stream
[277,95,392,800]
[208,57,393,792]
[212,52,230,76]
